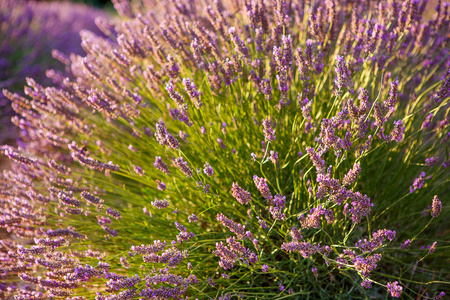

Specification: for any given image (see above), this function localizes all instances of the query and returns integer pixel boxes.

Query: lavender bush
[0,0,106,145]
[1,0,449,299]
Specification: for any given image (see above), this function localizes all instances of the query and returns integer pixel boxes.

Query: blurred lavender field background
[0,0,108,149]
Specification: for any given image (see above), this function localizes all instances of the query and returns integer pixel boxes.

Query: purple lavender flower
[216,213,247,240]
[269,151,278,164]
[228,27,249,60]
[203,162,214,177]
[334,55,354,95]
[174,157,193,178]
[156,180,166,191]
[151,199,169,209]
[253,175,272,200]
[400,239,411,250]
[188,214,198,223]
[165,82,186,110]
[386,281,403,298]
[425,157,439,167]
[182,78,202,109]
[410,172,426,193]
[231,182,252,205]
[342,163,361,186]
[386,120,405,143]
[262,117,276,142]
[257,217,268,229]
[431,196,441,218]
[428,242,437,254]
[353,254,382,277]
[361,279,372,289]
[422,113,433,128]
[153,156,170,175]
[217,138,226,149]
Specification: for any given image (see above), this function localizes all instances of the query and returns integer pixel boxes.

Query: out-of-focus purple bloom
[334,55,354,95]
[410,172,426,193]
[400,239,411,250]
[431,196,441,218]
[262,117,276,142]
[387,281,403,298]
[425,157,439,167]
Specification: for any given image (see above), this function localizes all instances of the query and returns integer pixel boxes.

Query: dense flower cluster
[0,0,448,299]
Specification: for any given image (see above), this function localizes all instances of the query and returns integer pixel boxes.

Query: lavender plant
[1,0,449,299]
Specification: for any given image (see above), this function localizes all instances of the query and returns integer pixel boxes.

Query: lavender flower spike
[253,175,272,200]
[203,162,214,177]
[182,78,202,109]
[262,117,276,142]
[334,55,354,95]
[175,157,193,178]
[231,182,252,205]
[386,281,403,298]
[410,172,426,193]
[431,195,441,218]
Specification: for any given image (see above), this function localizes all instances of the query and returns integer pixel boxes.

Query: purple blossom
[262,265,268,272]
[165,82,185,110]
[386,281,403,298]
[428,241,437,254]
[153,156,169,174]
[133,165,145,176]
[155,122,181,150]
[257,217,268,229]
[361,279,372,289]
[425,157,439,167]
[334,55,354,95]
[231,182,252,205]
[386,119,405,143]
[216,213,246,240]
[422,113,433,128]
[228,27,249,59]
[253,175,272,200]
[262,117,276,142]
[269,151,278,164]
[356,229,396,252]
[281,241,319,258]
[431,195,441,218]
[346,192,374,223]
[203,162,214,177]
[353,254,382,277]
[151,199,169,209]
[217,138,226,149]
[174,157,193,178]
[400,239,411,250]
[156,180,166,191]
[188,214,198,223]
[182,78,202,109]
[410,172,426,193]
[342,163,361,186]
[298,206,325,229]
